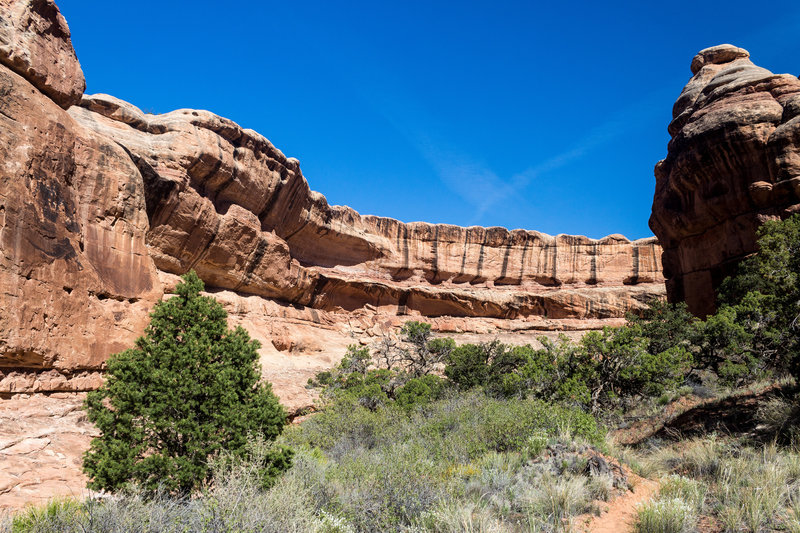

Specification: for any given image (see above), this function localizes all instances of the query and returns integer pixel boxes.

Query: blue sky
[58,1,800,239]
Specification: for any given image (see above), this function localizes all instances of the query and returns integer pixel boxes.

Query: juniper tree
[83,271,291,494]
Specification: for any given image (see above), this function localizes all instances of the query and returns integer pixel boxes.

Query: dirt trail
[576,473,659,533]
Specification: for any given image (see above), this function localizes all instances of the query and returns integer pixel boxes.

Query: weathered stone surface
[0,0,666,402]
[0,0,85,108]
[0,0,667,509]
[651,44,800,316]
[0,62,161,384]
[0,393,98,510]
[69,93,664,324]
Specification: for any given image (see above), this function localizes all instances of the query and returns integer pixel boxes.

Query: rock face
[0,0,671,509]
[0,1,160,397]
[0,0,666,410]
[651,44,800,316]
[0,0,85,108]
[70,93,664,322]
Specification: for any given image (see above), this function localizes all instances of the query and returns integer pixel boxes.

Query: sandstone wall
[0,0,665,407]
[651,44,800,316]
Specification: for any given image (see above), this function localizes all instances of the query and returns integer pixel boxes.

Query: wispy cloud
[406,89,670,225]
[312,33,671,227]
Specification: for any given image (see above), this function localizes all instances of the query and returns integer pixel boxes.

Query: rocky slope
[651,44,800,316]
[0,0,666,417]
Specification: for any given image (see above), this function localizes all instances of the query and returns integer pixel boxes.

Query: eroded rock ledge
[0,0,665,408]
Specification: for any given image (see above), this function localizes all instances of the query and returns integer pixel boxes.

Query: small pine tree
[83,271,291,494]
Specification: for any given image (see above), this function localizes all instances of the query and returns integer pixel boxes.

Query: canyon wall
[651,44,800,316]
[0,0,665,412]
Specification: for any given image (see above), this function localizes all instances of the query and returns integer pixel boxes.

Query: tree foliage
[444,326,692,413]
[716,214,800,377]
[83,271,291,495]
[309,321,453,410]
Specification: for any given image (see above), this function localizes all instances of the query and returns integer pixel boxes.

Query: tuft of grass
[9,498,85,532]
[657,475,706,513]
[634,498,696,533]
[625,434,800,533]
[522,475,591,532]
[417,500,506,533]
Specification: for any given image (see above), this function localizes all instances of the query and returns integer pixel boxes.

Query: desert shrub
[634,498,696,533]
[572,324,693,413]
[395,374,448,410]
[286,390,604,531]
[309,345,395,409]
[444,327,692,414]
[627,299,701,357]
[8,498,85,533]
[310,324,457,410]
[714,214,800,381]
[328,441,448,531]
[288,390,603,470]
[10,390,610,533]
[694,295,776,386]
[657,475,706,513]
[83,271,291,495]
[445,341,542,399]
[394,321,456,378]
[443,341,496,391]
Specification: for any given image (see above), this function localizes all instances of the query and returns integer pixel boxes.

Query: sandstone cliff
[651,44,800,316]
[0,0,665,410]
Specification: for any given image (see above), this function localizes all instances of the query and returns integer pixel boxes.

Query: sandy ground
[576,471,659,533]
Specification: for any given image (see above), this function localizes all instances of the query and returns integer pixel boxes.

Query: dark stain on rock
[624,246,640,285]
[125,149,177,224]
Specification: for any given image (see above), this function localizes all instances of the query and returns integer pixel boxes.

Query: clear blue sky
[58,1,800,239]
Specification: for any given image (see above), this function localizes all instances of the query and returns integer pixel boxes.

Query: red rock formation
[651,44,800,316]
[0,0,664,407]
[0,1,161,395]
[0,0,84,108]
[70,93,663,321]
[0,0,670,509]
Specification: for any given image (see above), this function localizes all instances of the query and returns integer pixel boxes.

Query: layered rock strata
[0,0,671,509]
[1,0,665,410]
[651,44,800,316]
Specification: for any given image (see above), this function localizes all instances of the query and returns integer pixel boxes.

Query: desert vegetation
[82,271,292,496]
[6,215,800,532]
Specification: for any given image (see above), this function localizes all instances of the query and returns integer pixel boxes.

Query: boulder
[0,0,85,108]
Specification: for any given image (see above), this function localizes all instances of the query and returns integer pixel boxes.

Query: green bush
[10,498,85,532]
[288,390,604,464]
[443,342,494,391]
[394,374,447,410]
[310,323,457,410]
[83,271,291,495]
[576,324,693,412]
[715,214,800,381]
[444,326,692,414]
[626,299,700,357]
[10,389,610,533]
